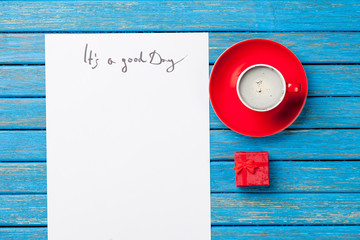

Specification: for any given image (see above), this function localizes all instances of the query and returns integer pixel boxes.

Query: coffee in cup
[236,64,300,112]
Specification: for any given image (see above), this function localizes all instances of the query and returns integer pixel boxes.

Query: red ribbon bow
[234,154,268,186]
[233,159,259,174]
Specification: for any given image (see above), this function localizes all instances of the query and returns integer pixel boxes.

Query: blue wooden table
[1,1,360,239]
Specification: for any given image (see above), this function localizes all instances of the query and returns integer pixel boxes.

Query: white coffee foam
[238,65,285,111]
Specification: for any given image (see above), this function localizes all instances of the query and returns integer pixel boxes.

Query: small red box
[234,151,270,187]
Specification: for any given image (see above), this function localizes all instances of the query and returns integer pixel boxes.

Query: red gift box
[233,151,270,187]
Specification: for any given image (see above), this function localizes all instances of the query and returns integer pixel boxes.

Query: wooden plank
[1,226,359,240]
[1,1,360,31]
[0,131,45,161]
[0,195,46,226]
[0,66,44,97]
[2,33,360,64]
[0,129,359,161]
[0,228,47,240]
[1,65,359,97]
[1,193,359,226]
[304,65,360,96]
[284,97,360,128]
[209,32,360,64]
[210,97,360,129]
[212,193,360,225]
[211,161,360,193]
[0,163,46,194]
[0,99,45,129]
[212,226,360,240]
[1,161,359,194]
[0,35,43,64]
[0,97,358,129]
[211,129,360,160]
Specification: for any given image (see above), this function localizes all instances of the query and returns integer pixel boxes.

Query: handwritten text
[84,44,187,73]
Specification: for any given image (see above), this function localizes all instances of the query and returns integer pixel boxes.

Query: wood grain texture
[212,193,360,225]
[1,0,360,238]
[0,35,43,64]
[1,129,359,161]
[211,161,360,193]
[211,129,360,160]
[1,1,360,31]
[1,226,359,240]
[0,195,46,226]
[0,163,46,194]
[0,99,45,129]
[1,65,360,97]
[303,65,360,96]
[209,32,360,64]
[0,131,45,161]
[212,226,360,240]
[2,33,360,64]
[1,97,358,129]
[0,228,47,240]
[0,66,44,97]
[1,193,359,226]
[2,161,359,194]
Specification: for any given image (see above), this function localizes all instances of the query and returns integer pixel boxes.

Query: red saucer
[209,39,307,137]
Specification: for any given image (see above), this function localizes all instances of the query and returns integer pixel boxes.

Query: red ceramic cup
[209,39,307,137]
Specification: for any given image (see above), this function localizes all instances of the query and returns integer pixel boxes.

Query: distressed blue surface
[0,1,359,239]
[1,1,360,31]
[3,33,360,64]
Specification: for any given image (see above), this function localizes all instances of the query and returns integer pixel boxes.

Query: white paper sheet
[45,33,210,240]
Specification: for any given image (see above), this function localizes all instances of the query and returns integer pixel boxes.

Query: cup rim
[236,64,286,112]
